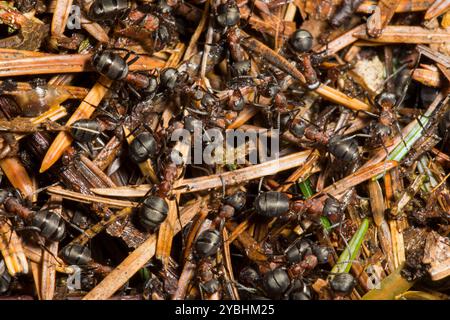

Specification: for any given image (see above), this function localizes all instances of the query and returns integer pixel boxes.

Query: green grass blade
[330,218,369,276]
[298,179,314,199]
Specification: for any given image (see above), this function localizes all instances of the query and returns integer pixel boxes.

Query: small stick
[183,0,209,60]
[0,217,28,275]
[353,26,450,43]
[315,24,365,55]
[437,63,450,83]
[40,195,62,300]
[91,150,320,196]
[366,0,401,38]
[69,208,134,246]
[277,150,321,192]
[0,82,88,99]
[321,160,398,197]
[367,179,386,227]
[80,155,116,188]
[80,13,109,43]
[357,0,433,13]
[424,0,450,20]
[222,228,240,300]
[41,241,58,300]
[93,136,123,171]
[51,0,73,37]
[0,48,48,58]
[46,186,139,208]
[0,54,165,77]
[416,45,450,68]
[29,261,42,300]
[412,68,442,87]
[228,105,259,129]
[226,221,268,263]
[378,220,396,273]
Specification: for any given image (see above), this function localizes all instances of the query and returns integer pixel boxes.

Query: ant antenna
[395,52,421,111]
[257,177,264,195]
[240,0,256,29]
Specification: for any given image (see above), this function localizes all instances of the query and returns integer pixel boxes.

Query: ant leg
[74,141,90,154]
[257,177,264,195]
[339,133,371,142]
[126,54,140,66]
[241,0,256,29]
[394,119,408,148]
[380,140,390,177]
[126,83,142,99]
[15,225,42,233]
[380,62,409,89]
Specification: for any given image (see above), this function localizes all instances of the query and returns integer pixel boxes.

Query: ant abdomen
[286,239,312,264]
[61,244,92,266]
[330,273,356,296]
[195,229,222,258]
[138,195,169,231]
[31,210,66,242]
[70,119,101,143]
[254,191,290,217]
[328,136,360,163]
[92,50,129,81]
[129,132,158,164]
[262,268,290,298]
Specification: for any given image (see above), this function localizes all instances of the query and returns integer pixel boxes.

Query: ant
[60,243,112,277]
[0,190,66,242]
[283,111,362,166]
[190,190,246,298]
[253,191,345,225]
[91,45,159,99]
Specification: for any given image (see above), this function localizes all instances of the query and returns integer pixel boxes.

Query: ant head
[259,76,281,98]
[377,92,396,105]
[223,191,247,211]
[289,29,313,53]
[201,92,218,110]
[143,74,159,98]
[0,189,11,205]
[216,1,240,28]
[159,67,179,90]
[156,0,172,14]
[288,118,307,138]
[228,89,245,111]
[230,60,251,78]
